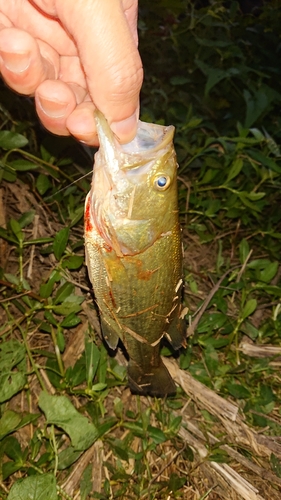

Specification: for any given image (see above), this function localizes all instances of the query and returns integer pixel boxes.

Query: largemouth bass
[84,111,186,397]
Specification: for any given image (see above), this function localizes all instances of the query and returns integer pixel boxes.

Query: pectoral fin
[100,317,120,350]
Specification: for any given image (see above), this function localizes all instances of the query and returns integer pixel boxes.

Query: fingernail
[111,110,139,142]
[0,51,31,73]
[37,95,69,118]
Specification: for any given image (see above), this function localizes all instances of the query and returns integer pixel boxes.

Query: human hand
[0,0,143,145]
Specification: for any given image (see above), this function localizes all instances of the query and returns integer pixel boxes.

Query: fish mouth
[94,109,175,173]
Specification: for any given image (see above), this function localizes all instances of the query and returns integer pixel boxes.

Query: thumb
[56,0,143,142]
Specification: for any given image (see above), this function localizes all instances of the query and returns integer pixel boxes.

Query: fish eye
[154,175,171,191]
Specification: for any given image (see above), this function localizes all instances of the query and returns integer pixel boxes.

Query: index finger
[55,0,143,143]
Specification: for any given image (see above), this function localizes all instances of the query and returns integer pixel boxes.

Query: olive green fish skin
[85,111,186,397]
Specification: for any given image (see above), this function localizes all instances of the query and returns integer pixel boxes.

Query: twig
[187,265,240,337]
[27,214,39,279]
[163,357,239,421]
[148,444,186,487]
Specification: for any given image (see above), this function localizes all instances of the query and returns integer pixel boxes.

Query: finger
[0,0,76,55]
[59,56,87,89]
[35,79,87,136]
[66,101,99,146]
[0,28,59,95]
[122,0,139,46]
[56,0,143,143]
[0,12,13,29]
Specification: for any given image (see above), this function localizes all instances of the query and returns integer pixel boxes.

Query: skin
[0,0,143,145]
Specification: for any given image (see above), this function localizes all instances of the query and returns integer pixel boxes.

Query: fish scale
[85,110,186,397]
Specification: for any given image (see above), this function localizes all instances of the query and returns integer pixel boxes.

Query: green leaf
[170,75,189,85]
[243,89,268,128]
[4,273,30,288]
[239,238,250,265]
[253,284,281,297]
[113,398,123,419]
[53,227,70,260]
[62,255,84,270]
[44,310,58,326]
[195,60,240,96]
[24,237,53,246]
[204,345,219,375]
[69,206,84,228]
[225,158,243,183]
[66,356,86,387]
[18,210,35,228]
[0,372,26,403]
[60,312,81,328]
[209,449,230,463]
[40,281,55,299]
[2,461,23,481]
[240,321,259,340]
[197,313,227,333]
[9,159,38,171]
[4,436,23,461]
[54,282,74,304]
[248,150,281,173]
[249,128,265,141]
[123,421,143,436]
[0,411,21,440]
[168,473,186,492]
[241,299,257,320]
[80,464,93,500]
[39,271,61,299]
[85,340,100,386]
[200,337,229,349]
[238,192,262,212]
[0,339,26,371]
[0,226,18,244]
[7,474,57,500]
[246,191,265,201]
[110,443,129,461]
[57,328,65,352]
[10,218,24,243]
[205,199,221,217]
[226,383,251,399]
[265,133,281,156]
[2,167,17,182]
[39,392,98,451]
[147,425,167,444]
[36,173,52,195]
[52,301,83,316]
[270,454,281,479]
[259,261,278,283]
[58,446,82,470]
[91,382,107,392]
[0,131,28,150]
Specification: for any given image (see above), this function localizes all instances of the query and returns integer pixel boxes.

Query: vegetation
[0,1,281,498]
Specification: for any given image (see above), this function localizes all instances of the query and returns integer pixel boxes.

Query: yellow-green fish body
[85,111,185,396]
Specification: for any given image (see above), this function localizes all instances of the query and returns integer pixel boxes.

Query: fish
[84,110,186,397]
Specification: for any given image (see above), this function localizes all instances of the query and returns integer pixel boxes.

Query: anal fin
[127,359,176,397]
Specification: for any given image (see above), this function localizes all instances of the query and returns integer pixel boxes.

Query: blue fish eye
[157,176,167,187]
[154,175,171,190]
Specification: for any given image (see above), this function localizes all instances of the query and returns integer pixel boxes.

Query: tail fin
[127,359,176,397]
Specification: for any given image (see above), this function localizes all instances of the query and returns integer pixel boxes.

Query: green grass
[1,1,281,499]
